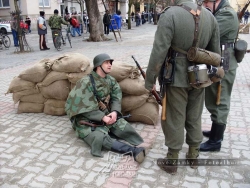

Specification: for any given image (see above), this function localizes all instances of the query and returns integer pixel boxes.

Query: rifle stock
[131,56,162,106]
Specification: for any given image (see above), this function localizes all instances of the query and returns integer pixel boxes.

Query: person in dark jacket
[103,10,111,35]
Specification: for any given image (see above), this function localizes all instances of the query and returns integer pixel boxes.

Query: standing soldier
[145,0,221,174]
[48,9,68,48]
[65,53,146,163]
[200,0,239,152]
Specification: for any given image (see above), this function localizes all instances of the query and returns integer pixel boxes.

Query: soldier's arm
[48,16,52,27]
[61,17,69,25]
[110,78,122,116]
[145,11,173,90]
[82,110,106,122]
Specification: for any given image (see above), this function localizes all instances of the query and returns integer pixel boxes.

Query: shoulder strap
[180,4,202,47]
[171,5,202,54]
[89,74,100,102]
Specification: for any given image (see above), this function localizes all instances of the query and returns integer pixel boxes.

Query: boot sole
[157,158,177,175]
[200,148,220,152]
[135,150,146,163]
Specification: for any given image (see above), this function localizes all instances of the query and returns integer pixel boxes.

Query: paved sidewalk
[0,22,250,188]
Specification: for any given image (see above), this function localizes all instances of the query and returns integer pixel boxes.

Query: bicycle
[122,19,128,30]
[53,25,72,51]
[0,32,11,48]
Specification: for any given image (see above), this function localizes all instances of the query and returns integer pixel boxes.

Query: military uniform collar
[91,70,108,79]
[174,0,193,6]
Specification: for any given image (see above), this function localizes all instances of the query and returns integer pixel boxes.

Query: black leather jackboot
[111,141,146,163]
[200,123,226,152]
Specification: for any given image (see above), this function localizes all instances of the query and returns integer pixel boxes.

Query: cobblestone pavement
[0,22,250,188]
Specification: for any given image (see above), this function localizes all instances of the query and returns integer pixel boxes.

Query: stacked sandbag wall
[110,62,159,126]
[7,56,159,125]
[7,53,91,116]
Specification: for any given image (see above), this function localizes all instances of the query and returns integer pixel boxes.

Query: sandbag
[7,77,35,94]
[20,93,46,104]
[52,53,90,73]
[39,80,70,100]
[44,99,66,116]
[36,71,68,87]
[12,88,40,104]
[18,58,50,83]
[127,97,159,125]
[121,94,148,112]
[109,62,140,82]
[17,102,44,114]
[67,65,92,83]
[119,78,149,96]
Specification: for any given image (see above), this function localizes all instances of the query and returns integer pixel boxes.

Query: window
[0,0,10,8]
[39,0,50,7]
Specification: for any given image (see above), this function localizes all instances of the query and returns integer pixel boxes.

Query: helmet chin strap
[100,65,108,74]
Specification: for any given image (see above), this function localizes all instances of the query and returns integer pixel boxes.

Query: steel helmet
[93,53,114,69]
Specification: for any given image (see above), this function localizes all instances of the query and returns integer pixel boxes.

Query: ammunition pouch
[159,50,176,86]
[234,39,248,63]
[187,47,221,67]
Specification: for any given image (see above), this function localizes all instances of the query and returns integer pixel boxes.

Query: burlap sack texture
[7,54,159,125]
[7,53,91,115]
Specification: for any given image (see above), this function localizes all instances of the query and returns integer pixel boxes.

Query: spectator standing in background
[25,16,31,33]
[37,11,49,51]
[103,10,111,35]
[10,12,19,47]
[244,10,250,24]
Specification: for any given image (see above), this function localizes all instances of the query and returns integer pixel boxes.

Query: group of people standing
[145,0,239,175]
[37,9,84,51]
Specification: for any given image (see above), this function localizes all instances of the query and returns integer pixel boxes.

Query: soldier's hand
[102,116,111,124]
[107,111,117,125]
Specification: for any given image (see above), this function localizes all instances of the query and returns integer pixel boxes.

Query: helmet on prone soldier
[93,53,114,69]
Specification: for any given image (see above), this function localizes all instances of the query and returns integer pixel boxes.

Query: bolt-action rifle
[131,55,162,106]
[238,0,250,21]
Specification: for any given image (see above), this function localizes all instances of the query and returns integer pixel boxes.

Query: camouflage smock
[65,71,125,137]
[48,14,68,29]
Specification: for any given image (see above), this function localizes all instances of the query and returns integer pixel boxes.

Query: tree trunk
[85,0,107,42]
[128,2,132,29]
[14,0,24,52]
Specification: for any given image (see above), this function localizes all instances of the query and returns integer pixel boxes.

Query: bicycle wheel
[122,23,127,29]
[2,35,11,48]
[66,33,72,48]
[54,35,61,51]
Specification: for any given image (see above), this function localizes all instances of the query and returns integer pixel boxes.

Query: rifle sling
[89,74,100,102]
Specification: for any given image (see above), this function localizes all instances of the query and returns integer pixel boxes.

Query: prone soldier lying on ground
[65,53,146,163]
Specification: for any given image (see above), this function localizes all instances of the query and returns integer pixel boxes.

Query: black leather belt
[221,42,234,48]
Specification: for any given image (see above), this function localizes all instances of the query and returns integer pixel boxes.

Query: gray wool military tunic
[205,0,239,125]
[145,0,221,150]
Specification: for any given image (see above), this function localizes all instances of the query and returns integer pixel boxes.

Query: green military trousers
[205,68,237,125]
[162,86,204,150]
[76,118,143,157]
